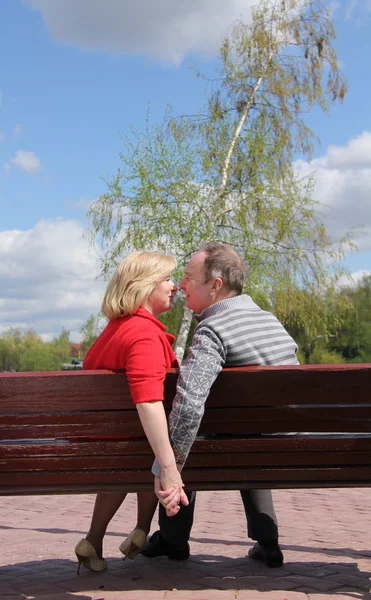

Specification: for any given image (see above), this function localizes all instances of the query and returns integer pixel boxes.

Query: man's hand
[155,476,189,517]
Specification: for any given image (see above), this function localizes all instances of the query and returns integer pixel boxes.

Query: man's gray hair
[199,242,247,295]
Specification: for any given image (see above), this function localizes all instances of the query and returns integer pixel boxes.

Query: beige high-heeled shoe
[119,528,147,560]
[75,538,107,574]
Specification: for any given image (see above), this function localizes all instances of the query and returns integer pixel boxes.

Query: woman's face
[145,275,177,317]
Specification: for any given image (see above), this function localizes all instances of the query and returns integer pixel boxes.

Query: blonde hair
[102,250,176,319]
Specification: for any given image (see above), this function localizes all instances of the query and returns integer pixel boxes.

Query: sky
[0,0,370,342]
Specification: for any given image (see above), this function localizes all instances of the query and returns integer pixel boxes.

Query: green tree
[328,275,371,363]
[87,0,352,361]
[18,347,61,372]
[0,327,66,372]
[308,346,345,365]
[80,314,105,355]
[0,328,40,372]
[50,327,71,361]
[0,338,17,372]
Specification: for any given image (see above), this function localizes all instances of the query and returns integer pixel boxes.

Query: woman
[75,250,186,573]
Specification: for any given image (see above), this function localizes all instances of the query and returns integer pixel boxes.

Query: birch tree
[87,0,352,361]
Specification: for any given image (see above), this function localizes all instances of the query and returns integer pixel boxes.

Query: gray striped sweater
[152,294,298,476]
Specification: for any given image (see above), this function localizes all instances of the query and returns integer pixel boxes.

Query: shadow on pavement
[0,555,370,596]
[192,535,371,558]
[0,525,129,538]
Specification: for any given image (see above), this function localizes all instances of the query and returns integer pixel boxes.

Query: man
[143,242,299,567]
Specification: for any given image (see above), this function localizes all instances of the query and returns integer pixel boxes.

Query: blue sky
[0,0,370,341]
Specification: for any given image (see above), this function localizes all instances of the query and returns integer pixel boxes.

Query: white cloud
[0,219,106,340]
[64,197,97,211]
[9,150,42,174]
[346,0,371,20]
[14,124,23,137]
[2,162,11,172]
[294,131,371,252]
[338,269,371,288]
[25,0,256,64]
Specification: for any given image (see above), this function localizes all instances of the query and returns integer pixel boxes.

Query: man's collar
[195,294,259,322]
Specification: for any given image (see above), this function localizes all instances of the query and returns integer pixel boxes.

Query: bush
[308,346,345,365]
[18,347,61,372]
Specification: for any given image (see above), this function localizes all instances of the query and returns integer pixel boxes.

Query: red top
[83,307,178,404]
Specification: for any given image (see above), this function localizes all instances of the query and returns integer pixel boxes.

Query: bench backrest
[1,364,371,494]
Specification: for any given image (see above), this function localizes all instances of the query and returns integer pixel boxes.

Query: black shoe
[140,531,190,560]
[248,541,283,568]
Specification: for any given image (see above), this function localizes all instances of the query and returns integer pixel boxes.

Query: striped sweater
[152,294,298,476]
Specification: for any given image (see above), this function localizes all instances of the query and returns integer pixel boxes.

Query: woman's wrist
[160,462,178,474]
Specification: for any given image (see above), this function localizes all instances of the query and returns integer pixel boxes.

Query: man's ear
[212,277,223,292]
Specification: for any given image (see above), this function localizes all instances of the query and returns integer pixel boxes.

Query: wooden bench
[1,364,371,496]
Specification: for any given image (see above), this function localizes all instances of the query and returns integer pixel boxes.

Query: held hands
[155,465,189,517]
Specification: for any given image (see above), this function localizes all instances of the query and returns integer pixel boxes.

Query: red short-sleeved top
[83,307,178,404]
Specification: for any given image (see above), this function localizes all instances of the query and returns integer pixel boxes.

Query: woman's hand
[154,473,189,517]
[136,401,188,516]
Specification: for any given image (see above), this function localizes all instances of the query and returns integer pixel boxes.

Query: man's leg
[141,490,196,560]
[240,489,283,568]
[160,490,196,545]
[240,489,278,541]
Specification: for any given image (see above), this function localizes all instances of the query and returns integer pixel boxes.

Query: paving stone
[0,489,370,597]
[283,575,343,592]
[237,592,307,599]
[166,591,236,600]
[325,573,371,591]
[307,594,371,600]
[235,576,300,591]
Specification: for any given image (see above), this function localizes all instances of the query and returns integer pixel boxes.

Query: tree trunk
[174,306,193,363]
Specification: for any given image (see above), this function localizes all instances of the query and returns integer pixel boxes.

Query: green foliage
[18,347,61,372]
[158,295,184,337]
[80,314,106,355]
[0,327,74,372]
[296,347,307,365]
[159,295,196,353]
[284,276,371,364]
[50,327,71,361]
[327,275,371,363]
[0,331,20,371]
[308,346,345,365]
[86,0,354,354]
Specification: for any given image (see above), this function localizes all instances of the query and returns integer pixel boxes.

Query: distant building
[70,343,82,358]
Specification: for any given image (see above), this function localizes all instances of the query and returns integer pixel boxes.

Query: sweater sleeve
[152,325,225,476]
[125,335,167,404]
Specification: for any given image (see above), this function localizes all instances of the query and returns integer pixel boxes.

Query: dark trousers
[159,489,278,546]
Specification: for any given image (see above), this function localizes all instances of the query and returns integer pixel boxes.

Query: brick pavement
[0,489,370,600]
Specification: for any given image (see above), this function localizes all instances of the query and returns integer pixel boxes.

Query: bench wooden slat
[1,365,370,412]
[2,405,370,423]
[1,403,371,439]
[2,449,371,472]
[2,419,370,439]
[2,436,371,458]
[1,466,371,492]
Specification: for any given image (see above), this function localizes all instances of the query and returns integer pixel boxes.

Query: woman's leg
[135,491,158,534]
[85,492,127,557]
[119,491,158,559]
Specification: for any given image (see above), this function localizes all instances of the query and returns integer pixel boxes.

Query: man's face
[179,251,214,314]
